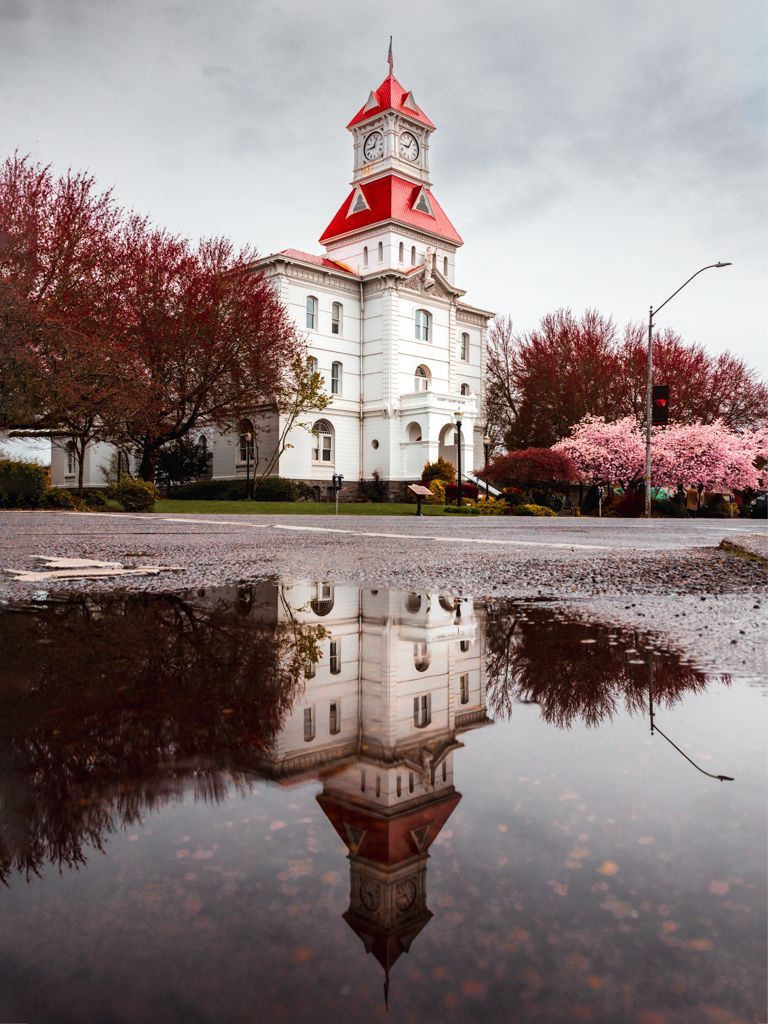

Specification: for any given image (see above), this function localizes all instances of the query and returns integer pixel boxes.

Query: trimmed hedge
[0,460,48,508]
[505,503,557,517]
[170,476,299,502]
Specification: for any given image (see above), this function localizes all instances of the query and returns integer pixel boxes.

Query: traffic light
[652,384,670,426]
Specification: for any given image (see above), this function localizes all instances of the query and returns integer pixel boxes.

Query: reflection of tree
[0,586,323,883]
[484,602,724,728]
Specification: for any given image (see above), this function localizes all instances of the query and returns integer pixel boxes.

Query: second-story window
[331,302,342,335]
[415,309,431,342]
[414,365,430,392]
[311,419,334,463]
[331,361,342,396]
[306,295,318,330]
[460,673,470,705]
[308,355,319,375]
[413,694,431,728]
[329,701,340,735]
[460,332,470,361]
[329,639,341,674]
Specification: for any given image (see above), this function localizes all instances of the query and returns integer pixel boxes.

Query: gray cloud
[1,0,765,373]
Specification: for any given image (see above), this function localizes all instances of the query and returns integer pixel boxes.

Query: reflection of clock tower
[318,785,460,1001]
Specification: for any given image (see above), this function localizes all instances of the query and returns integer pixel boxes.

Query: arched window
[306,295,318,330]
[329,639,341,674]
[413,693,431,727]
[407,421,422,442]
[443,256,448,276]
[311,581,334,616]
[405,593,422,613]
[363,245,369,267]
[413,642,430,672]
[460,673,470,704]
[414,365,430,392]
[238,419,254,463]
[65,440,76,476]
[410,245,416,266]
[415,309,431,341]
[312,419,334,463]
[460,383,470,396]
[460,640,471,652]
[308,355,319,375]
[331,361,342,396]
[399,242,404,262]
[460,332,470,361]
[378,241,383,262]
[329,701,341,735]
[331,302,342,335]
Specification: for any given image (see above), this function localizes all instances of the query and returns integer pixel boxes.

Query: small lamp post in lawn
[455,412,463,507]
[482,434,491,499]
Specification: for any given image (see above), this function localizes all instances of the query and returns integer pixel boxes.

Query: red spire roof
[347,74,435,130]
[319,174,462,246]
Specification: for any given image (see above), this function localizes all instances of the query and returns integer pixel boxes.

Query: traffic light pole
[644,262,731,520]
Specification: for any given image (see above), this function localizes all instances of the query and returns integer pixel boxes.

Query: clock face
[399,132,420,161]
[360,879,381,912]
[363,131,384,162]
[395,879,417,912]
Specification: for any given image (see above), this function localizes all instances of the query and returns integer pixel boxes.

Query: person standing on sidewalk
[685,485,700,518]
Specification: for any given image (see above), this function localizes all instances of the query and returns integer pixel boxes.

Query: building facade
[50,61,493,494]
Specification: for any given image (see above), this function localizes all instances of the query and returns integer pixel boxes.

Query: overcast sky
[1,0,766,403]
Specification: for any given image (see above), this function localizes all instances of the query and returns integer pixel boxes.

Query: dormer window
[415,309,431,342]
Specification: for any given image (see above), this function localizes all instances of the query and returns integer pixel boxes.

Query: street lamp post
[482,434,491,499]
[644,262,732,519]
[245,431,253,500]
[455,412,463,507]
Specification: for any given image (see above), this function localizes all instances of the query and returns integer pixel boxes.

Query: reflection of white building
[50,55,493,495]
[264,582,490,984]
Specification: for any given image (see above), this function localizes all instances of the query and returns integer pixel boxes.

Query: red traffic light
[651,384,670,424]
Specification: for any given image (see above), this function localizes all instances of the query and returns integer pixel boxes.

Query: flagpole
[387,36,393,74]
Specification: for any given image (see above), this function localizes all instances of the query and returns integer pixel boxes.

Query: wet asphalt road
[1,511,766,677]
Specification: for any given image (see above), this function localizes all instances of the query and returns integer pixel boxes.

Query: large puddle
[0,581,765,1024]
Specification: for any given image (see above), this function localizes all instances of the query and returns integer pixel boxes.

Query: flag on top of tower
[387,36,393,73]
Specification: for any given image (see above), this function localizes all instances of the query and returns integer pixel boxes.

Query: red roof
[319,175,462,246]
[278,248,354,274]
[348,74,435,130]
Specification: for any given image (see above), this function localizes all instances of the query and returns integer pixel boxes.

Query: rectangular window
[331,362,341,396]
[413,694,431,728]
[329,701,340,735]
[331,303,342,335]
[460,673,470,705]
[460,333,469,361]
[329,639,341,674]
[306,296,317,330]
[303,707,315,742]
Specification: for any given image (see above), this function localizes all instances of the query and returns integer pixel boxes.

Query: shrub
[427,479,446,504]
[42,488,77,510]
[170,479,232,500]
[484,448,579,488]
[700,493,733,519]
[0,459,48,508]
[82,489,108,509]
[422,457,456,486]
[505,503,557,517]
[359,470,388,503]
[532,490,566,513]
[651,496,686,517]
[444,482,479,504]
[501,487,526,507]
[297,482,316,501]
[611,490,644,518]
[460,496,507,516]
[253,477,299,502]
[108,478,159,512]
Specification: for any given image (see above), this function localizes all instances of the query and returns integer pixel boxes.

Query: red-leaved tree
[481,447,579,488]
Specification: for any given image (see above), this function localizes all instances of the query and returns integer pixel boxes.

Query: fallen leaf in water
[286,858,313,878]
[637,836,654,845]
[661,921,679,935]
[708,880,730,895]
[175,850,190,859]
[568,848,590,860]
[321,871,340,885]
[293,946,313,963]
[548,881,569,897]
[497,824,508,833]
[270,821,287,831]
[462,979,488,999]
[687,938,713,951]
[597,861,619,876]
[192,849,215,860]
[587,976,605,989]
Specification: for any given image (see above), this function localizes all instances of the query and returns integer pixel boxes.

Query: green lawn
[155,499,451,516]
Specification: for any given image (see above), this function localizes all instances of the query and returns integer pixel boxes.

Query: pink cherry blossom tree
[552,416,644,486]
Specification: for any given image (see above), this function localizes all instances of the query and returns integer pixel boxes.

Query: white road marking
[271,524,609,550]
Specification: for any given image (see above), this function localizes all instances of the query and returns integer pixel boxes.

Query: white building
[50,60,493,496]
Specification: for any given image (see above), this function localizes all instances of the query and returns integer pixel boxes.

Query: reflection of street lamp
[647,660,734,781]
[245,431,252,500]
[644,262,731,518]
[482,434,491,499]
[454,412,463,507]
